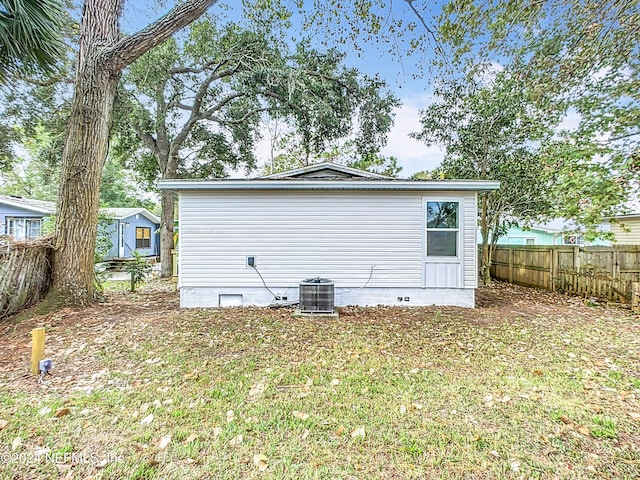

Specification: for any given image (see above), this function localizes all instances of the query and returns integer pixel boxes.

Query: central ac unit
[299,277,335,313]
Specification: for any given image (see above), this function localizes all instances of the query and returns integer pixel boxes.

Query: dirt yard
[0,280,638,479]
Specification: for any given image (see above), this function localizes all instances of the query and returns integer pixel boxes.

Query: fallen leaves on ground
[0,280,638,480]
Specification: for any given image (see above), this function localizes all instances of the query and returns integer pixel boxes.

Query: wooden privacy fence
[0,238,53,319]
[490,245,640,310]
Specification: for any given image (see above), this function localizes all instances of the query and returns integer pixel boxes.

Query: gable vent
[299,278,335,313]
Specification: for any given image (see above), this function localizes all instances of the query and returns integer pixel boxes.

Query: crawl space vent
[299,277,335,313]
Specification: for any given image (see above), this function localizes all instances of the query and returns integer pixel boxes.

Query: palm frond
[0,0,67,81]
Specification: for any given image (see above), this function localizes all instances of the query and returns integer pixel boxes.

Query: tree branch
[200,92,245,119]
[103,0,219,73]
[403,0,447,59]
[207,107,272,126]
[168,58,228,75]
[133,123,159,154]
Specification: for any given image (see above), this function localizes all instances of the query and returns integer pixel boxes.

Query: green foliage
[93,214,115,296]
[40,215,54,236]
[0,123,18,171]
[347,154,401,177]
[0,48,155,209]
[100,156,157,210]
[0,0,68,81]
[95,215,114,264]
[260,145,401,178]
[111,13,398,185]
[539,137,629,238]
[124,251,152,292]
[436,0,639,213]
[0,123,61,200]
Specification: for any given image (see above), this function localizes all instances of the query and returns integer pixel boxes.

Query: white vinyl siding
[179,189,479,291]
[463,192,478,288]
[179,191,424,288]
[610,218,640,245]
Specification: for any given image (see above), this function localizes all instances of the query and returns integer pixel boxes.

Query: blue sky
[119,0,447,177]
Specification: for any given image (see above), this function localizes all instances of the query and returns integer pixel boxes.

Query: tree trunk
[479,193,491,286]
[47,0,217,305]
[160,189,176,278]
[50,0,123,304]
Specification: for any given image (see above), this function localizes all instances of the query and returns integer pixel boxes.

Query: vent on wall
[299,278,335,313]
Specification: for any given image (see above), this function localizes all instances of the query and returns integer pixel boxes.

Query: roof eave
[101,208,160,224]
[157,180,500,192]
[0,200,55,214]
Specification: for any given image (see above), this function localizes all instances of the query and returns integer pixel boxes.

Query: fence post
[573,246,581,272]
[632,282,640,313]
[550,248,558,292]
[508,248,514,284]
[31,328,45,375]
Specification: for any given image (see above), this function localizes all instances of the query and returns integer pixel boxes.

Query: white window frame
[6,217,43,240]
[422,196,464,289]
[424,199,462,260]
[563,235,584,245]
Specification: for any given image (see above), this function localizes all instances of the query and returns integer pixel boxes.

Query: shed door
[119,223,126,258]
[423,199,462,288]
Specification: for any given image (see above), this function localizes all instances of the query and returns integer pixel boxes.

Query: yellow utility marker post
[31,327,45,374]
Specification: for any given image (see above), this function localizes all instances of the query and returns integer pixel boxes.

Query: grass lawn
[0,280,639,479]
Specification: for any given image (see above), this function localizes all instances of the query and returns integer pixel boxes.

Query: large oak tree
[51,0,217,305]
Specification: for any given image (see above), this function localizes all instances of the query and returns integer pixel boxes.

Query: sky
[119,0,448,178]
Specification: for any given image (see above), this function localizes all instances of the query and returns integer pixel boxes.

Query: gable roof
[518,224,562,234]
[0,195,56,214]
[160,162,500,192]
[101,208,160,224]
[260,162,393,180]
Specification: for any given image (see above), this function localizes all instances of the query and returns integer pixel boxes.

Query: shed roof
[101,208,160,225]
[260,162,393,180]
[609,213,640,220]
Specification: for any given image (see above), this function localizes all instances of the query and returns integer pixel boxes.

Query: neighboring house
[607,213,640,245]
[159,162,500,308]
[0,195,159,259]
[0,195,56,240]
[101,208,161,259]
[487,221,611,246]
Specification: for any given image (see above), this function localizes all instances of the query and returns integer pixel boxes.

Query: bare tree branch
[103,0,218,73]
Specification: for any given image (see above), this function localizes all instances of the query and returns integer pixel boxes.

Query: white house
[159,163,499,308]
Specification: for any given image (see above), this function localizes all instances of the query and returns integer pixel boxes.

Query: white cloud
[558,108,581,132]
[382,94,445,178]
